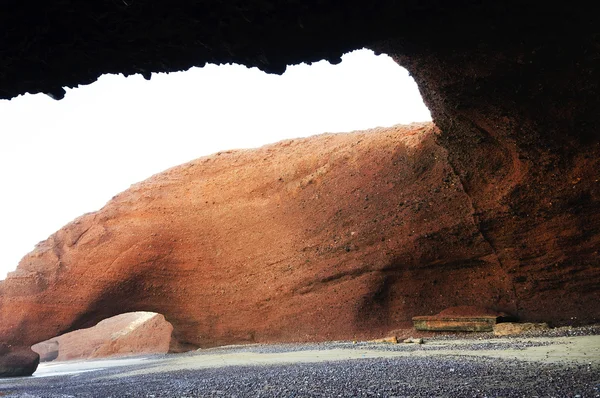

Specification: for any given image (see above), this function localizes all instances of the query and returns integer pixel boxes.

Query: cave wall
[373,13,600,323]
[375,14,600,323]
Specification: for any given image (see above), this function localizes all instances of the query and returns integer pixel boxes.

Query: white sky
[0,49,431,279]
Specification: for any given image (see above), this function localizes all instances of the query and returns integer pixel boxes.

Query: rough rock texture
[434,306,507,319]
[413,306,505,332]
[493,322,549,337]
[0,2,595,108]
[1,123,598,376]
[377,37,600,324]
[31,312,172,362]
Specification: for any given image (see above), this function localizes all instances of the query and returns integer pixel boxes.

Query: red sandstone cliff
[31,312,172,362]
[0,123,598,376]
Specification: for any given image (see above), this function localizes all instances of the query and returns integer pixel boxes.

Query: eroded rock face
[380,38,600,324]
[31,312,172,362]
[1,123,598,376]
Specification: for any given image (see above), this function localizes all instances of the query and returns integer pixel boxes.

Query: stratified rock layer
[413,306,506,332]
[31,312,172,362]
[0,123,598,376]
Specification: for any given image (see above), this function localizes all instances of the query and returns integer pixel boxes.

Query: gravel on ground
[0,326,598,398]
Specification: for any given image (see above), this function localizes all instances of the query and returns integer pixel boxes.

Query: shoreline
[1,330,598,397]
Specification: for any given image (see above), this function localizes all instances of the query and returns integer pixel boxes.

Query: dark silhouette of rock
[0,344,39,378]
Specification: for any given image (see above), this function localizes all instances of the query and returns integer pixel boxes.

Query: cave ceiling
[1,2,593,101]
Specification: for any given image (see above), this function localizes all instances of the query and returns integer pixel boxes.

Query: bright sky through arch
[0,49,431,279]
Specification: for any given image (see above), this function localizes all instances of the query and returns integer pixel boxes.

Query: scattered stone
[403,338,424,344]
[493,322,549,336]
[371,336,398,344]
[3,334,599,396]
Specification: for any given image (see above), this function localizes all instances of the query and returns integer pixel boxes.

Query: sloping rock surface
[31,312,172,362]
[0,123,598,376]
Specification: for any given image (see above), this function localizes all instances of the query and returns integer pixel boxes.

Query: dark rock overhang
[1,2,594,101]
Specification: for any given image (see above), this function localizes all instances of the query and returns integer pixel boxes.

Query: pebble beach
[1,328,598,397]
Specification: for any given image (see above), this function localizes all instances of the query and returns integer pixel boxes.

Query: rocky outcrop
[413,306,507,332]
[31,312,172,362]
[1,123,598,376]
[0,344,39,378]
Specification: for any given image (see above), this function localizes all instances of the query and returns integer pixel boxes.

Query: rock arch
[1,124,598,376]
[0,2,598,376]
[31,312,173,362]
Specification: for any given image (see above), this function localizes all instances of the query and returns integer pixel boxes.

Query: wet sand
[0,334,598,397]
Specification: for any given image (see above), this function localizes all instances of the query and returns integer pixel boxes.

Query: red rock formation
[0,123,598,376]
[435,306,505,319]
[31,312,172,362]
[1,0,598,380]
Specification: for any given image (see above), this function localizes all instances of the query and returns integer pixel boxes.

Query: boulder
[413,306,507,332]
[0,344,39,378]
[493,323,549,337]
